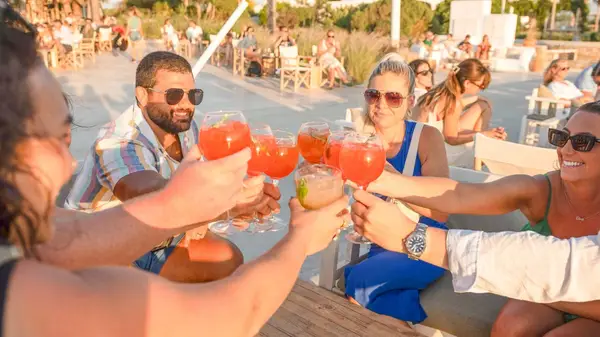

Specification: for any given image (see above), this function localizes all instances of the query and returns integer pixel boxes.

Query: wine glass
[245,124,276,232]
[297,121,330,164]
[199,110,252,236]
[323,130,347,170]
[263,130,299,232]
[339,132,386,244]
[294,164,344,210]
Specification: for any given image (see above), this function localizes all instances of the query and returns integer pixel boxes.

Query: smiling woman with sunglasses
[344,53,449,326]
[360,101,600,336]
[412,58,506,168]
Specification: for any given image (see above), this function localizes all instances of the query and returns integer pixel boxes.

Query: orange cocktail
[323,131,347,170]
[339,132,385,245]
[199,111,252,236]
[199,119,252,160]
[248,124,275,176]
[297,122,330,164]
[263,130,299,232]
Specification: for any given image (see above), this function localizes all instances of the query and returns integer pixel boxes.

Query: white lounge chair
[474,133,557,176]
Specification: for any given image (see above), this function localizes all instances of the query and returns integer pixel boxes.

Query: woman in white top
[412,58,506,167]
[318,30,351,89]
[544,59,583,100]
[161,19,178,51]
[408,59,433,103]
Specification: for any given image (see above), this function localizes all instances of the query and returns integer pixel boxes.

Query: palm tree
[268,0,277,33]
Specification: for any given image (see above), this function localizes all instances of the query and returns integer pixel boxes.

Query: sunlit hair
[363,53,415,126]
[576,101,600,116]
[417,58,490,117]
[0,2,46,258]
[543,59,567,86]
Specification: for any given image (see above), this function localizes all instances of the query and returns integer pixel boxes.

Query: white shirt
[447,229,600,303]
[547,80,583,100]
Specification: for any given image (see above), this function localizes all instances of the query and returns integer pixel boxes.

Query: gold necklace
[561,182,600,221]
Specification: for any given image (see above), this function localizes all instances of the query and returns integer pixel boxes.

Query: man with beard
[65,52,280,282]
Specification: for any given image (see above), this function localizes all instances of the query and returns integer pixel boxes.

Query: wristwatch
[403,223,428,260]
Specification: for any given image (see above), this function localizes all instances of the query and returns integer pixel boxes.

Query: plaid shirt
[65,105,199,212]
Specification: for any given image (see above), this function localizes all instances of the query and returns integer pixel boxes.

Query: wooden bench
[260,280,424,336]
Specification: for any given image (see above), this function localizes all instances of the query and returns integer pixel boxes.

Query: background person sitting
[408,59,433,102]
[457,34,473,56]
[475,34,491,61]
[543,59,592,107]
[237,26,261,62]
[186,20,203,45]
[274,25,296,54]
[318,29,351,90]
[574,61,600,102]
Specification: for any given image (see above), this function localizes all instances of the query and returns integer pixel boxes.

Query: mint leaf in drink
[297,178,308,204]
[212,113,230,128]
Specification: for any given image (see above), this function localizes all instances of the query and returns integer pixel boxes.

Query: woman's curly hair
[0,2,46,257]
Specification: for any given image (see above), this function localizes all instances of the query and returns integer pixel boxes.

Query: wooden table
[259,280,424,337]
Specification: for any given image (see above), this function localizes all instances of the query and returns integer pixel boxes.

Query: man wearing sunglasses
[65,51,281,282]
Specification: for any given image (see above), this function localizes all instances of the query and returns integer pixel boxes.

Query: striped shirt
[65,104,199,212]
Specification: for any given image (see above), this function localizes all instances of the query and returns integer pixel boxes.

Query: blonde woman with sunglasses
[344,53,449,327]
[356,101,600,337]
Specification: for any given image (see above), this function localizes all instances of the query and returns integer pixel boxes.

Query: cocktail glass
[339,132,386,244]
[199,110,252,236]
[262,130,299,232]
[297,121,330,164]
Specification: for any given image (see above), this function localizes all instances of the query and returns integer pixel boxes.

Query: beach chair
[519,87,570,147]
[279,45,312,92]
[318,166,526,337]
[474,133,557,176]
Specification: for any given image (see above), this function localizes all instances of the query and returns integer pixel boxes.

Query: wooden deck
[259,280,425,337]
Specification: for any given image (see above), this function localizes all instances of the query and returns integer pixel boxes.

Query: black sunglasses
[548,128,600,152]
[147,88,204,105]
[364,89,407,108]
[417,69,432,76]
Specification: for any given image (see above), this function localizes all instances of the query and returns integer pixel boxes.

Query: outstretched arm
[17,197,348,337]
[352,190,600,304]
[366,170,540,216]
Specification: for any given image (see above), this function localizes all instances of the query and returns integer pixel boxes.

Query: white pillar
[501,0,506,14]
[391,0,400,47]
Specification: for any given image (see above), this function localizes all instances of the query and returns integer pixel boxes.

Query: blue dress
[344,120,447,324]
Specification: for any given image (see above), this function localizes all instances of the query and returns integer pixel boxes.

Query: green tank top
[128,17,141,30]
[520,174,552,236]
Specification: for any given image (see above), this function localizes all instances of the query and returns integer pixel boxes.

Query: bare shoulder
[6,260,177,337]
[417,124,445,154]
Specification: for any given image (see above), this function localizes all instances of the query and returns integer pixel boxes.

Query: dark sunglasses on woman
[548,128,600,152]
[364,89,406,108]
[417,69,432,76]
[146,88,204,105]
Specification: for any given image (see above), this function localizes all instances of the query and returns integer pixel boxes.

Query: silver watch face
[407,233,426,256]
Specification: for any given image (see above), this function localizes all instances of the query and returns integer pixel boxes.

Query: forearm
[202,229,309,336]
[380,174,464,214]
[447,230,600,303]
[39,193,213,269]
[405,202,448,223]
[547,301,600,320]
[445,130,476,145]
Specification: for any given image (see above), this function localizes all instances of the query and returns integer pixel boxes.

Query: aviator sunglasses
[146,88,204,106]
[364,89,407,108]
[548,128,600,152]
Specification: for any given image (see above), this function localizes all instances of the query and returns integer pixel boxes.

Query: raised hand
[288,196,349,256]
[160,147,250,227]
[351,189,416,253]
